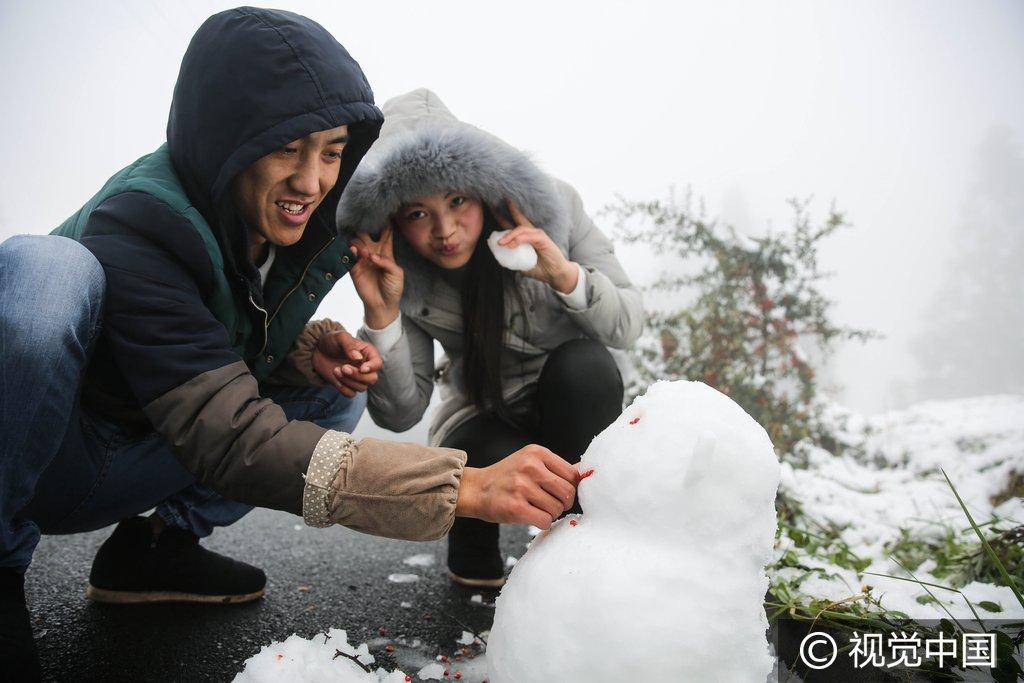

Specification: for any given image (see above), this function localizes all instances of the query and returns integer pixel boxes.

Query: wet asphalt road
[25,507,529,682]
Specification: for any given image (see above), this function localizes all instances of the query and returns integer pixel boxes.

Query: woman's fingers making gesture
[349,224,404,329]
[494,200,579,294]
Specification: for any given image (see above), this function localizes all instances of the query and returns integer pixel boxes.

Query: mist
[1,0,1021,414]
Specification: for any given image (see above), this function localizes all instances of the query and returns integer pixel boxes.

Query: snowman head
[577,380,779,543]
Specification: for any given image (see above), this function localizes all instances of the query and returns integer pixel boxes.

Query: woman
[338,89,643,587]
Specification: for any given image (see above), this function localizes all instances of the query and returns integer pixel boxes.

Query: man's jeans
[0,235,365,571]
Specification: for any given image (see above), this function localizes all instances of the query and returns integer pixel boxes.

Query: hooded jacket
[338,89,644,445]
[48,9,466,541]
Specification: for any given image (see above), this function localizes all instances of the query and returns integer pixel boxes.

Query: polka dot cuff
[302,430,356,528]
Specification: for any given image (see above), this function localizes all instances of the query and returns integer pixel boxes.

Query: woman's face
[393,191,484,269]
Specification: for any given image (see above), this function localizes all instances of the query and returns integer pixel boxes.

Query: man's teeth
[276,201,305,214]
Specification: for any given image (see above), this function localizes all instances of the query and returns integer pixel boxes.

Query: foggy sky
[1,0,1022,415]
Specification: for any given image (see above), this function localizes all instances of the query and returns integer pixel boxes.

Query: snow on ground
[776,394,1024,619]
[234,629,491,682]
[455,631,479,646]
[233,629,409,682]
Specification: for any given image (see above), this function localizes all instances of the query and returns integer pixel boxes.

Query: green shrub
[609,191,875,454]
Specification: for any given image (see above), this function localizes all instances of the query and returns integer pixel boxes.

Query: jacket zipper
[255,235,336,356]
[248,293,270,355]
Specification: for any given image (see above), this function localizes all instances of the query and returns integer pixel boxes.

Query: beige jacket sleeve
[302,432,467,541]
[148,357,466,540]
[264,318,345,387]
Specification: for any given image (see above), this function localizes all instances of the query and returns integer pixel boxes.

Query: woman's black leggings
[440,338,624,565]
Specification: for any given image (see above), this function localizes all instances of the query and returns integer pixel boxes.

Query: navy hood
[167,7,383,251]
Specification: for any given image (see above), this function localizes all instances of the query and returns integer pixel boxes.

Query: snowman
[486,380,781,682]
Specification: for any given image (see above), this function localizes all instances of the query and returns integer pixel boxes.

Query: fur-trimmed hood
[336,88,570,250]
[347,90,645,447]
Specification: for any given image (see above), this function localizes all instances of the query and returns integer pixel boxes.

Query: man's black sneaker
[86,516,266,604]
[0,567,42,680]
[447,519,505,589]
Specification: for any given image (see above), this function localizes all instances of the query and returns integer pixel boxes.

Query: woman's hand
[455,444,580,529]
[349,225,404,329]
[495,200,579,294]
[312,329,382,397]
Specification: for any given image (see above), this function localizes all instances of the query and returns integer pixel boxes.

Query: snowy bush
[609,191,874,455]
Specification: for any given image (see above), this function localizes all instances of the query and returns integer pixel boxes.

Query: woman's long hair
[461,205,524,421]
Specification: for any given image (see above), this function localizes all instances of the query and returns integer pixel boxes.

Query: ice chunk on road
[416,662,446,680]
[401,553,435,567]
[386,573,419,584]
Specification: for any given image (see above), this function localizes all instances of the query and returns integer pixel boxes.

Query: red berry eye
[569,519,578,527]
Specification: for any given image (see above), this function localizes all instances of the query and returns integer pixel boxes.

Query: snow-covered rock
[487,380,781,682]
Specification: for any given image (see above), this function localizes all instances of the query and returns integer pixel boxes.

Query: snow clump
[486,230,537,271]
[233,629,408,683]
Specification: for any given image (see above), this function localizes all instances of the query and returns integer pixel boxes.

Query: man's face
[232,124,350,252]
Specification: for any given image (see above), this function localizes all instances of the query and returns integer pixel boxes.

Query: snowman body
[487,380,781,682]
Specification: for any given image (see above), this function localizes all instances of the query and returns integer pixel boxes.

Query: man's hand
[312,329,382,397]
[455,445,580,529]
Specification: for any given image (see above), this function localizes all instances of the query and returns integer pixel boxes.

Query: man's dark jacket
[51,7,384,514]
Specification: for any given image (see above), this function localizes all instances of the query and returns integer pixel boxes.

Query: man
[0,7,580,677]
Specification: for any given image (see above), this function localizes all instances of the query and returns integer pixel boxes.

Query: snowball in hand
[487,230,537,271]
[487,380,781,682]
